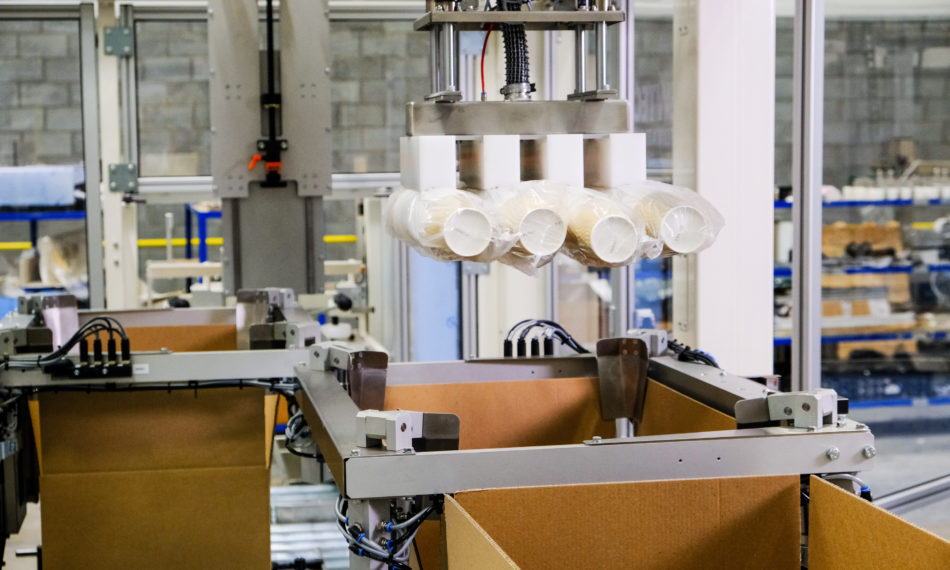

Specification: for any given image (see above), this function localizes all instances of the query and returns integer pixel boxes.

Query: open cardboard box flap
[442,475,950,569]
[446,475,802,569]
[809,475,950,569]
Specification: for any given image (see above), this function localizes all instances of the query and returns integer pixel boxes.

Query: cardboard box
[442,474,950,569]
[446,475,801,569]
[386,373,948,569]
[38,386,270,569]
[386,374,736,568]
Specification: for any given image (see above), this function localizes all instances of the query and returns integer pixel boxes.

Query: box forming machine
[3,0,937,568]
[0,289,879,567]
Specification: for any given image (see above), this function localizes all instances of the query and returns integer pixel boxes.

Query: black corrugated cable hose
[501,23,530,86]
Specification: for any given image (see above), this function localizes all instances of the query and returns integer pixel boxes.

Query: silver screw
[825,447,840,461]
[802,402,811,412]
[783,406,793,416]
[862,446,877,459]
[350,448,360,457]
[591,436,602,444]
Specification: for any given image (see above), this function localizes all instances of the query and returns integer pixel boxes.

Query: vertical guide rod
[574,26,586,93]
[595,20,609,90]
[791,0,825,392]
[430,26,442,93]
[444,22,457,92]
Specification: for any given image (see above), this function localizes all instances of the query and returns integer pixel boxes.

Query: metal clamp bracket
[103,26,134,57]
[108,163,138,193]
[735,388,839,430]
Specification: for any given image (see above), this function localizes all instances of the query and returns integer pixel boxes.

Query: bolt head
[802,402,811,412]
[825,447,840,460]
[783,406,793,416]
[862,445,877,459]
[350,448,360,457]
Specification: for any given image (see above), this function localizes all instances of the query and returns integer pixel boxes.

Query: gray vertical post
[119,4,137,163]
[80,3,105,308]
[791,0,824,392]
[609,0,636,340]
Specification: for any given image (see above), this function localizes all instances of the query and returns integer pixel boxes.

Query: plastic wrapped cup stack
[388,188,493,259]
[564,191,640,266]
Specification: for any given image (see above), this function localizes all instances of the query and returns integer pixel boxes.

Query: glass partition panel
[0,18,88,305]
[135,20,211,177]
[330,21,429,174]
[772,4,950,537]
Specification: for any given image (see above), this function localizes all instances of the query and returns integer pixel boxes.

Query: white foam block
[400,135,457,190]
[584,133,647,188]
[538,134,584,187]
[459,135,521,190]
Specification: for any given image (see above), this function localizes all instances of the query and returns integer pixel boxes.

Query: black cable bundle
[504,319,590,356]
[667,338,718,368]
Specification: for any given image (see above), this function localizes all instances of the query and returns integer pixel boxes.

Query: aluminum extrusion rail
[0,349,309,388]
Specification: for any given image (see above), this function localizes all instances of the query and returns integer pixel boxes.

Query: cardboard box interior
[384,377,735,450]
[446,475,802,569]
[386,374,737,568]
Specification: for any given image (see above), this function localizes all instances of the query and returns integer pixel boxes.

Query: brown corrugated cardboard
[40,465,270,570]
[413,519,447,569]
[38,388,270,569]
[384,377,614,449]
[638,379,736,436]
[445,494,518,569]
[451,475,801,569]
[39,388,264,474]
[809,475,950,569]
[125,324,237,352]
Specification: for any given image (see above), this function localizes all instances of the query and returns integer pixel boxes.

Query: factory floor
[3,433,950,568]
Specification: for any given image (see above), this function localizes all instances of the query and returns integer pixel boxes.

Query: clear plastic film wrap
[611,180,725,255]
[483,180,568,275]
[385,188,517,263]
[561,186,642,268]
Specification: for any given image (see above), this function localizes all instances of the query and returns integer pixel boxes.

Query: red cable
[480,24,495,98]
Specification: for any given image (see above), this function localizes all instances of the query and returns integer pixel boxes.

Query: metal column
[79,3,105,308]
[609,0,638,339]
[791,0,824,391]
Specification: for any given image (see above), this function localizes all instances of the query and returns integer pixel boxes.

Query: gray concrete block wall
[637,17,950,189]
[331,21,429,173]
[633,18,674,172]
[0,19,83,166]
[776,18,950,188]
[135,20,211,176]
